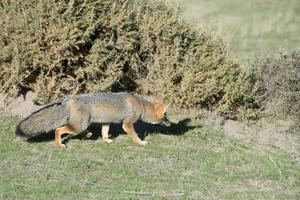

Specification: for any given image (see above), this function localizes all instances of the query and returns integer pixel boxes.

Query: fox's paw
[139,141,148,146]
[103,138,113,144]
[56,143,67,149]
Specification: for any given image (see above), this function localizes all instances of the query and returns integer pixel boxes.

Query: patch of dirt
[223,119,300,156]
[0,92,42,117]
[223,120,247,141]
[170,109,299,156]
[213,179,297,194]
[253,120,299,155]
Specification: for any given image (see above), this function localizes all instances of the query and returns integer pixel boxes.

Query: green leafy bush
[0,0,259,118]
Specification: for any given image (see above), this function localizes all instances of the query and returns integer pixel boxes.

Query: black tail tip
[15,123,30,139]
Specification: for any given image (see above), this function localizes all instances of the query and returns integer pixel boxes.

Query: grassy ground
[1,1,299,199]
[1,114,299,199]
[178,0,300,60]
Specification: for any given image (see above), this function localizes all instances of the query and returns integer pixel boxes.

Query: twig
[122,191,185,197]
[268,154,282,181]
[122,191,152,196]
[160,192,185,197]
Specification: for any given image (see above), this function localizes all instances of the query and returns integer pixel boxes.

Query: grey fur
[15,101,69,137]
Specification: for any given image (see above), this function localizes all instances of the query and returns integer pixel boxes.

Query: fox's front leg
[101,124,113,143]
[122,122,148,145]
[81,130,93,138]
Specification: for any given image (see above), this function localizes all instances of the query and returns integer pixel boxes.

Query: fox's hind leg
[56,101,91,148]
[67,99,91,132]
[55,125,76,148]
[102,124,113,143]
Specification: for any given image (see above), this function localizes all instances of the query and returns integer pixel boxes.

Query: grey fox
[15,92,171,148]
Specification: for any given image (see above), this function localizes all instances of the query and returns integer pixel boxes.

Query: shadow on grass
[27,118,198,143]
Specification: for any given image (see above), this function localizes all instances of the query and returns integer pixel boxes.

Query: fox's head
[141,98,171,127]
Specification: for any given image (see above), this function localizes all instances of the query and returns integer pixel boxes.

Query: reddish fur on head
[140,96,171,126]
[153,101,167,118]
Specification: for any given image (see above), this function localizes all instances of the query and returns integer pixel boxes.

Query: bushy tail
[15,101,69,138]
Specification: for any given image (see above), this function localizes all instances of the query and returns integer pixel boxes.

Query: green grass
[0,115,299,199]
[178,0,300,60]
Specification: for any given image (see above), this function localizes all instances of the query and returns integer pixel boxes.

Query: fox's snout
[143,98,171,127]
[160,116,171,127]
[160,120,171,127]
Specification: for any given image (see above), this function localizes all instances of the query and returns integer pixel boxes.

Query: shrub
[256,49,300,121]
[0,0,259,118]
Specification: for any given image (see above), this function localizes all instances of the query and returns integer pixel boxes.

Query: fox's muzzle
[160,116,171,127]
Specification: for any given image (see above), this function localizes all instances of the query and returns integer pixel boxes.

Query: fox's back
[72,92,128,105]
[69,93,136,123]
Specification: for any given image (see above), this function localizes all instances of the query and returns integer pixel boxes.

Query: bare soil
[223,119,299,156]
[0,92,42,117]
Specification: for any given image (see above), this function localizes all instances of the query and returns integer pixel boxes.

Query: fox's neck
[139,99,155,123]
